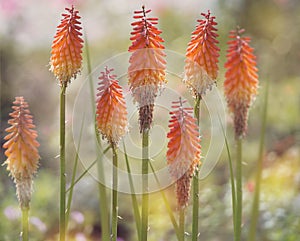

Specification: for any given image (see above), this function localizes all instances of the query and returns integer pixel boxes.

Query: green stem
[235,138,243,241]
[141,129,149,241]
[111,143,118,241]
[179,208,185,241]
[60,84,67,241]
[247,80,269,241]
[97,161,110,241]
[21,207,29,241]
[124,142,141,241]
[192,95,201,241]
[226,134,237,234]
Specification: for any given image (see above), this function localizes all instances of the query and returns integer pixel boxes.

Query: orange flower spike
[184,10,220,97]
[3,97,40,208]
[167,98,201,208]
[128,6,166,132]
[96,67,128,145]
[50,6,83,86]
[224,28,259,138]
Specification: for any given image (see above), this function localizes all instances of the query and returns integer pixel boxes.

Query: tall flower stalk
[224,28,259,241]
[167,98,201,241]
[183,10,219,240]
[128,6,166,241]
[96,67,128,241]
[49,6,83,241]
[3,96,40,241]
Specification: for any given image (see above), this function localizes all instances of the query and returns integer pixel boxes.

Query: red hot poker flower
[49,6,83,86]
[128,6,166,132]
[184,10,220,98]
[167,99,201,208]
[3,97,40,208]
[96,67,128,145]
[224,28,259,138]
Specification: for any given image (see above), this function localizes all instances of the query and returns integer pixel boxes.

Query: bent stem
[60,83,67,241]
[141,129,149,241]
[85,33,110,241]
[192,95,201,241]
[66,115,85,227]
[21,207,29,241]
[149,162,181,240]
[247,80,269,241]
[65,146,110,193]
[235,138,243,241]
[111,143,118,241]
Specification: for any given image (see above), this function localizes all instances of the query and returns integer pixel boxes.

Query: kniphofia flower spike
[96,67,128,145]
[128,5,166,132]
[3,97,40,208]
[184,10,220,98]
[167,98,201,208]
[224,28,259,138]
[49,5,83,86]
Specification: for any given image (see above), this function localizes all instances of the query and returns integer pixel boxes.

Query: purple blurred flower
[71,211,85,224]
[30,217,47,232]
[4,206,21,220]
[75,233,87,241]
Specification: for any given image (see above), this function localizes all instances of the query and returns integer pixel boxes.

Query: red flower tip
[49,5,84,86]
[96,67,128,145]
[184,10,220,98]
[224,28,259,138]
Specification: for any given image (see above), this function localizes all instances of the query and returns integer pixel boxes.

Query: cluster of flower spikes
[49,5,83,86]
[167,98,201,208]
[96,67,128,145]
[128,5,166,132]
[184,10,220,98]
[2,97,40,209]
[224,28,259,138]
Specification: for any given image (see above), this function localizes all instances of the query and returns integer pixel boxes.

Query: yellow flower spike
[3,97,40,208]
[224,28,259,138]
[167,98,201,208]
[49,5,83,86]
[96,67,128,145]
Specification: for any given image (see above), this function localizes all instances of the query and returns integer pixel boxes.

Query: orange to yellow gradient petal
[128,6,166,132]
[224,28,259,138]
[96,67,128,145]
[49,6,83,86]
[184,10,220,98]
[167,98,201,208]
[3,97,40,208]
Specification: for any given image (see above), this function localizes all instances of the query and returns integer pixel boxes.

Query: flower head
[49,5,83,86]
[166,98,201,208]
[128,6,166,132]
[3,97,40,208]
[96,67,128,145]
[184,10,220,98]
[224,28,259,138]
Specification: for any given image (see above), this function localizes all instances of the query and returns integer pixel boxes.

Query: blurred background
[0,0,299,240]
